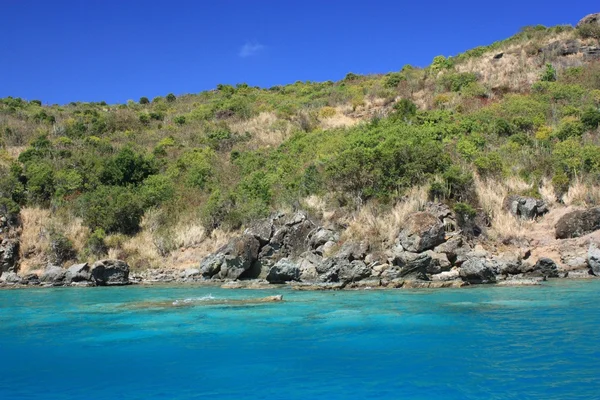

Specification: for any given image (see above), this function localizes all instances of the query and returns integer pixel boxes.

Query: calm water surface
[0,280,599,399]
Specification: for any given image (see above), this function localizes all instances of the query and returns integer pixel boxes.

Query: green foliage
[47,228,76,265]
[86,228,107,257]
[101,147,157,187]
[581,108,600,130]
[77,185,145,234]
[166,93,177,102]
[577,23,600,40]
[438,72,478,92]
[139,97,150,105]
[431,56,454,72]
[474,152,504,178]
[173,115,186,125]
[139,175,175,207]
[540,64,557,82]
[390,99,417,122]
[384,72,406,88]
[554,117,584,140]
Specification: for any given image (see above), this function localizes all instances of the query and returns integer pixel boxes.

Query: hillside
[1,15,600,279]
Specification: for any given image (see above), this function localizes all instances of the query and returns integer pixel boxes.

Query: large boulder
[577,13,600,28]
[200,235,261,280]
[589,243,600,276]
[244,219,273,245]
[40,265,66,284]
[398,212,445,253]
[531,258,559,278]
[541,40,580,57]
[65,263,91,283]
[555,208,600,239]
[91,259,130,286]
[459,258,496,284]
[0,239,19,273]
[504,195,548,220]
[0,271,22,284]
[388,251,431,280]
[338,260,371,283]
[266,258,300,283]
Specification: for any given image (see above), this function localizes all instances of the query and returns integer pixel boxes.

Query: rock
[577,13,600,28]
[493,253,528,275]
[308,228,338,249]
[200,235,261,280]
[266,258,300,283]
[335,241,368,261]
[338,260,371,283]
[22,273,39,285]
[541,40,580,57]
[433,235,470,266]
[496,279,542,287]
[260,295,283,302]
[493,52,504,59]
[391,251,431,280]
[297,251,322,281]
[532,258,559,278]
[583,45,600,60]
[91,259,130,286]
[556,208,600,239]
[65,263,91,283]
[40,265,66,284]
[589,243,600,276]
[0,271,21,284]
[431,269,460,282]
[459,258,496,284]
[244,219,273,245]
[423,250,451,274]
[0,239,19,273]
[182,268,201,280]
[398,212,446,253]
[504,195,548,220]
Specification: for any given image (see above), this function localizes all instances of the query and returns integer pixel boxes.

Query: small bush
[174,115,186,125]
[581,108,600,130]
[431,55,454,71]
[139,113,150,124]
[540,64,557,82]
[48,229,76,266]
[554,116,585,140]
[139,97,150,105]
[166,93,176,102]
[77,186,145,234]
[577,23,600,40]
[86,228,108,257]
[474,153,504,178]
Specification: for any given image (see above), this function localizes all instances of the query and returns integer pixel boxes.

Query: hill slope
[1,15,600,275]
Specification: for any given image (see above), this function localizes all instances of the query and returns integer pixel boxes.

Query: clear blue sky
[0,1,596,104]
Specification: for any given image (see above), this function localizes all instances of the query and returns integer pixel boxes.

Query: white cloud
[239,41,265,58]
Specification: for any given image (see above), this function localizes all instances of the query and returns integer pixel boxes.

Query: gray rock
[541,40,581,57]
[0,271,21,284]
[91,259,130,286]
[398,212,445,253]
[183,268,201,280]
[200,253,226,278]
[338,260,371,283]
[504,196,548,220]
[266,258,300,283]
[423,250,451,274]
[433,235,470,266]
[0,239,19,273]
[40,265,66,284]
[200,235,261,280]
[589,243,600,276]
[556,207,600,239]
[532,258,559,278]
[244,219,273,245]
[459,258,496,284]
[65,263,91,283]
[309,228,338,249]
[431,269,460,282]
[390,251,431,280]
[297,251,322,281]
[335,241,368,261]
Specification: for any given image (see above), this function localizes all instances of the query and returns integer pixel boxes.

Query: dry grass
[229,112,293,148]
[19,207,51,273]
[343,186,429,245]
[474,175,534,243]
[539,177,558,207]
[562,179,600,207]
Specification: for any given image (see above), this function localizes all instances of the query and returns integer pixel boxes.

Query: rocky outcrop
[504,196,548,220]
[555,208,600,239]
[588,243,600,276]
[65,263,91,283]
[0,239,19,273]
[532,258,559,278]
[397,212,446,252]
[40,265,67,284]
[459,258,496,284]
[577,13,600,28]
[90,260,130,286]
[266,258,300,283]
[200,234,260,280]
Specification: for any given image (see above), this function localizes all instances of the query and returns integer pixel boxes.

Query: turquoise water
[1,281,599,399]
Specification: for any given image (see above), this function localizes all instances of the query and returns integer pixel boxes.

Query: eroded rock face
[40,265,66,284]
[398,212,446,253]
[504,196,548,220]
[589,243,600,276]
[266,258,300,283]
[65,263,91,283]
[0,239,19,273]
[459,258,496,284]
[91,259,130,286]
[555,208,600,239]
[200,235,261,280]
[532,258,559,278]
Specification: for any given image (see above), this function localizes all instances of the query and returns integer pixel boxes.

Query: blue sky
[0,1,597,104]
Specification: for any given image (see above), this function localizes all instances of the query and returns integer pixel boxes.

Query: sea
[1,280,599,399]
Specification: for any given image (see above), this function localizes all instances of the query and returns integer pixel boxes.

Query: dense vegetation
[1,23,600,266]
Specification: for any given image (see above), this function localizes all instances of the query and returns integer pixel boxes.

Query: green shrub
[439,72,478,92]
[166,93,176,102]
[443,166,474,202]
[24,162,55,203]
[540,64,557,82]
[581,108,600,130]
[494,118,515,136]
[577,23,600,40]
[390,99,417,122]
[30,100,42,106]
[474,152,504,178]
[384,72,406,88]
[101,147,157,186]
[47,229,76,265]
[139,175,175,207]
[86,228,108,257]
[77,185,145,234]
[139,97,150,104]
[431,55,454,71]
[174,115,186,125]
[139,113,150,124]
[554,117,584,140]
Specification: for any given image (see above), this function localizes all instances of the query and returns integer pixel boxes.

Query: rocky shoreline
[2,198,600,290]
